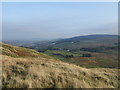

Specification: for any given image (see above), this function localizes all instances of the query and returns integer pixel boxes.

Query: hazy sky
[2,2,118,40]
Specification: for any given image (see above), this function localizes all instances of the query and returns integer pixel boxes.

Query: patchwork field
[25,35,118,68]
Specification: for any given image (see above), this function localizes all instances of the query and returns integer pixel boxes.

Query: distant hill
[1,42,119,88]
[57,34,118,42]
[28,34,118,50]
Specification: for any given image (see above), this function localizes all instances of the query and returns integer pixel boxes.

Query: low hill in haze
[27,34,118,50]
[1,42,119,88]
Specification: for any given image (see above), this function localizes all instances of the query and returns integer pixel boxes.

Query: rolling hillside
[1,42,119,88]
[2,42,53,59]
[23,34,118,68]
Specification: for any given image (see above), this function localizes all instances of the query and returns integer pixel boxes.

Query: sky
[2,2,118,40]
[0,2,2,41]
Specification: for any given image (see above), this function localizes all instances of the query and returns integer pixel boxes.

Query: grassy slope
[1,42,119,88]
[1,42,54,59]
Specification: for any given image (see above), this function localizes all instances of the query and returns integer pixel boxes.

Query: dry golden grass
[1,42,119,88]
[2,54,119,88]
[1,42,53,59]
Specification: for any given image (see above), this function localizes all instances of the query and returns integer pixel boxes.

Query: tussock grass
[2,55,119,88]
[1,42,119,88]
[1,42,54,59]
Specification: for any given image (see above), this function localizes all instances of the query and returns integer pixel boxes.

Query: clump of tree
[80,48,99,52]
[82,54,92,57]
[38,48,49,52]
[37,47,61,52]
[80,46,118,53]
[65,55,74,58]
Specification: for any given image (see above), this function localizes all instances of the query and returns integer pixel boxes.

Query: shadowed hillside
[1,42,119,88]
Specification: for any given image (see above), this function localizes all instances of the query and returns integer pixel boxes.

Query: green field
[43,49,118,68]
